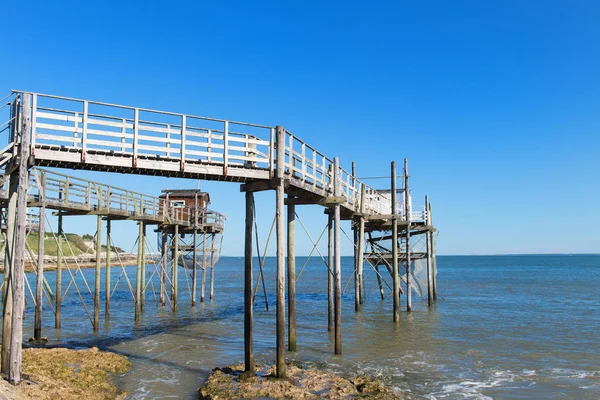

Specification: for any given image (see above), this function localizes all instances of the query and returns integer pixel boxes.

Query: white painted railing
[9,91,419,220]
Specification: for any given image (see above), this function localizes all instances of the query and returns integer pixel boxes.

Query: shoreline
[0,254,147,273]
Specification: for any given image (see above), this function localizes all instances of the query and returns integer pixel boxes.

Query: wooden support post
[353,221,359,312]
[7,93,31,384]
[327,213,333,332]
[376,266,385,300]
[391,161,400,322]
[201,233,207,302]
[425,196,433,307]
[210,233,215,300]
[55,214,63,328]
[404,158,412,312]
[429,203,437,301]
[141,223,146,312]
[34,206,45,341]
[135,221,143,321]
[287,201,296,352]
[275,125,286,378]
[160,230,167,307]
[358,184,366,304]
[173,225,179,308]
[94,215,102,331]
[333,157,342,355]
[192,230,197,307]
[105,219,111,321]
[2,176,16,374]
[244,190,254,373]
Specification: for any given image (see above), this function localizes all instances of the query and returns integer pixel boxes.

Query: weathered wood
[141,223,146,312]
[244,190,254,373]
[327,213,333,332]
[333,157,342,355]
[173,225,179,308]
[192,230,197,307]
[94,215,102,331]
[209,233,215,300]
[425,196,433,306]
[201,232,207,302]
[287,201,296,352]
[391,161,400,322]
[160,231,167,307]
[429,202,437,301]
[275,126,286,378]
[9,93,32,384]
[105,219,111,320]
[404,159,412,312]
[34,206,45,340]
[2,175,16,374]
[135,221,143,321]
[55,214,63,328]
[358,184,366,304]
[353,222,359,312]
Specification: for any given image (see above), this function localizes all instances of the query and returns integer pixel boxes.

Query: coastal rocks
[0,346,130,400]
[199,363,404,399]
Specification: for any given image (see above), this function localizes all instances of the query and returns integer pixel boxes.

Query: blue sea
[7,254,600,399]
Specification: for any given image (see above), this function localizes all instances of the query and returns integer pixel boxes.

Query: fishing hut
[0,90,437,384]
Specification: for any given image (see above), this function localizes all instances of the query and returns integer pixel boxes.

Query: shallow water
[7,254,600,399]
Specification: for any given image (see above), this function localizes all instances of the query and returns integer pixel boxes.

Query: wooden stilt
[425,196,433,307]
[429,203,437,301]
[34,206,45,340]
[209,233,215,300]
[173,225,179,309]
[55,214,63,328]
[333,157,342,355]
[201,232,207,302]
[105,219,111,321]
[135,221,143,321]
[160,230,167,307]
[353,221,359,312]
[358,184,366,304]
[327,213,333,332]
[391,161,400,322]
[287,201,296,352]
[192,230,197,307]
[2,175,16,373]
[94,215,102,331]
[7,93,31,384]
[244,190,254,373]
[141,223,146,312]
[404,158,412,312]
[275,125,287,378]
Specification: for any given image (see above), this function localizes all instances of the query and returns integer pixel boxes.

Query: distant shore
[0,254,147,273]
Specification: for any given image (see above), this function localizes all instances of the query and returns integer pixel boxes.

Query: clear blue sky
[1,0,599,255]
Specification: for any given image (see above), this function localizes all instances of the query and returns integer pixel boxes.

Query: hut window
[170,200,185,208]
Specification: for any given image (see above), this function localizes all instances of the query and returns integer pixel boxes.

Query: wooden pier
[0,90,438,383]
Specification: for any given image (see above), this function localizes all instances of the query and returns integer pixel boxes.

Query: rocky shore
[199,363,406,399]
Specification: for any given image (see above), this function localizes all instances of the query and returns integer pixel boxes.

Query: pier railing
[7,91,418,220]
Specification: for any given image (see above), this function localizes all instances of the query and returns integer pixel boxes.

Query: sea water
[7,254,600,399]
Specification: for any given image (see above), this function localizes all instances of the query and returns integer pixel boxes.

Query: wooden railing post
[180,115,186,172]
[81,101,88,163]
[223,121,229,176]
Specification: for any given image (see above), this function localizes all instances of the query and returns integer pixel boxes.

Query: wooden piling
[160,230,167,307]
[2,175,16,374]
[34,206,45,341]
[209,233,215,300]
[8,93,31,384]
[333,157,342,355]
[287,201,296,352]
[105,219,111,321]
[192,230,198,307]
[275,125,286,378]
[404,158,412,312]
[327,213,333,332]
[358,184,366,304]
[425,196,433,306]
[141,223,146,312]
[353,222,359,312]
[244,190,254,373]
[55,214,63,328]
[94,215,102,331]
[429,202,437,301]
[173,225,179,308]
[201,232,207,303]
[391,161,400,322]
[135,222,143,321]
